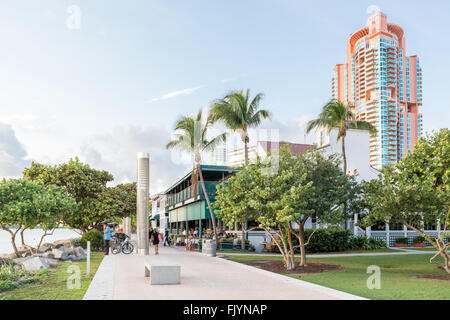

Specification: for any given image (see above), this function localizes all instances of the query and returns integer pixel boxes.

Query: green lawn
[0,253,103,300]
[228,253,450,300]
[217,248,397,255]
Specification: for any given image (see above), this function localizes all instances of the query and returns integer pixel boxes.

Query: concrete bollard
[86,241,90,276]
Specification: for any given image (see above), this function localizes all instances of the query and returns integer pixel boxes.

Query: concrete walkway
[84,246,365,300]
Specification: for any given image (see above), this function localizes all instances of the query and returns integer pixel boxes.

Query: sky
[0,0,449,194]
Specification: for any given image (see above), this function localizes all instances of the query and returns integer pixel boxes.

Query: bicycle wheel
[111,243,121,255]
[122,241,134,254]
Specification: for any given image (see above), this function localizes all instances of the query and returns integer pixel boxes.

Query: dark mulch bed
[236,259,341,274]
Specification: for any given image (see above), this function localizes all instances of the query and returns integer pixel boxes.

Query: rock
[47,258,59,268]
[1,253,17,260]
[21,256,50,272]
[74,247,85,258]
[34,252,55,260]
[17,277,28,285]
[53,239,72,249]
[66,255,81,261]
[13,257,27,264]
[52,248,69,260]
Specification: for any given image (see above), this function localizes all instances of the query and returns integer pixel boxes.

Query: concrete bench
[144,260,181,285]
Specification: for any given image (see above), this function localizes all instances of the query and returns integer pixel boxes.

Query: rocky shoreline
[1,238,87,272]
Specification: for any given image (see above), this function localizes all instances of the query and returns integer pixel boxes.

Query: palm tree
[210,89,271,249]
[306,99,377,175]
[210,89,271,165]
[166,109,226,241]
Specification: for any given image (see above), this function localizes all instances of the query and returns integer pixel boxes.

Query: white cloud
[0,123,30,178]
[146,85,205,103]
[79,125,191,194]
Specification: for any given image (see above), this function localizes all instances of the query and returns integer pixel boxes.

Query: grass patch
[0,252,104,300]
[228,253,450,300]
[218,248,397,255]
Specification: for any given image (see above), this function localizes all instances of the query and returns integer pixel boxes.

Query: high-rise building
[331,12,423,169]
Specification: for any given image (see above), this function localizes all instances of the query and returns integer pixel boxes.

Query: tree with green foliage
[215,147,354,269]
[288,150,357,266]
[306,99,377,175]
[361,129,450,273]
[166,109,227,240]
[0,179,77,257]
[210,89,271,249]
[23,158,114,232]
[210,89,271,165]
[95,183,137,225]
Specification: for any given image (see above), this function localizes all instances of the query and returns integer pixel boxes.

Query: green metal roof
[164,165,240,194]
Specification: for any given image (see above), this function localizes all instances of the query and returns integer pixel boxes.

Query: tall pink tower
[332,11,423,169]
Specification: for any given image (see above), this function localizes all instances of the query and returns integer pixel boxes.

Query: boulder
[47,258,59,268]
[21,256,50,272]
[66,255,81,261]
[1,253,17,260]
[53,239,72,248]
[35,252,55,260]
[74,247,85,258]
[52,248,69,260]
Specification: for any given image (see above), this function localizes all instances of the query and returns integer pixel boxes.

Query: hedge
[282,227,386,253]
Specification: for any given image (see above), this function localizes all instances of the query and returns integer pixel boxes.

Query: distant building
[227,141,313,167]
[332,11,423,169]
[165,165,239,238]
[316,127,379,181]
[150,193,167,232]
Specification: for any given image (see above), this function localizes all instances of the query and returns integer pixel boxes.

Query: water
[0,228,81,255]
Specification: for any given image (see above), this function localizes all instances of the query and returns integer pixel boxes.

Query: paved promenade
[84,246,365,300]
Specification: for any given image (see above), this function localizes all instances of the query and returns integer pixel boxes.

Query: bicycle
[111,233,134,255]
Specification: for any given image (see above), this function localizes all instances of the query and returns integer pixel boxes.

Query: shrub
[70,238,83,247]
[395,237,408,244]
[0,261,38,292]
[81,229,104,251]
[348,236,386,250]
[413,236,426,243]
[367,237,386,249]
[284,227,386,253]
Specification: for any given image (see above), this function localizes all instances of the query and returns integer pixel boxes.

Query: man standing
[104,223,111,256]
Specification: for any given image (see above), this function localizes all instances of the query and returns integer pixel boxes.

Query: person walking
[103,223,111,256]
[163,229,170,247]
[151,228,160,255]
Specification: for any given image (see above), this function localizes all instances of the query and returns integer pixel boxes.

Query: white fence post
[86,241,91,276]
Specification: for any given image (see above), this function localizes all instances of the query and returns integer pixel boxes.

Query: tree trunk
[400,218,450,274]
[262,226,294,271]
[197,163,217,240]
[241,222,246,250]
[1,226,21,257]
[20,227,27,246]
[287,224,295,269]
[298,225,307,267]
[36,228,55,251]
[242,131,249,165]
[341,135,347,175]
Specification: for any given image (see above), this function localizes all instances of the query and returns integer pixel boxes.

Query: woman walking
[151,228,160,255]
